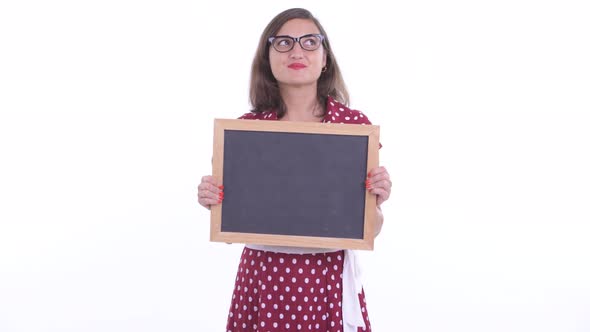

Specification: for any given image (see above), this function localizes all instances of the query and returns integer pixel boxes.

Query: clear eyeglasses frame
[268,34,325,53]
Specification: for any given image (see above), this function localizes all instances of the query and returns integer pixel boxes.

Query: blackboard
[209,119,380,250]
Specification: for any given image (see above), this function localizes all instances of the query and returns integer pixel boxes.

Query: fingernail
[368,171,372,177]
[218,185,224,190]
[217,199,222,204]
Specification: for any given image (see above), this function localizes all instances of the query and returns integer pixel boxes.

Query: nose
[288,42,305,58]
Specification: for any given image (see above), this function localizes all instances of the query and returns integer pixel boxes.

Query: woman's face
[269,19,327,89]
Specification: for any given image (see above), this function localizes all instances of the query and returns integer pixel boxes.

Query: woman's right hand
[197,175,224,210]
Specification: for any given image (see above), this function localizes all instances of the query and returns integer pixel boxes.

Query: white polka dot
[279,276,284,282]
[280,295,284,301]
[261,303,266,309]
[322,314,327,320]
[279,258,284,263]
[298,287,303,293]
[292,258,297,264]
[311,268,316,274]
[292,277,297,283]
[291,314,296,320]
[304,296,308,302]
[279,313,284,319]
[242,323,246,328]
[267,294,272,300]
[286,323,290,328]
[261,321,265,327]
[316,279,321,284]
[303,315,308,321]
[339,108,344,112]
[317,259,322,265]
[273,266,278,272]
[286,267,291,273]
[273,285,278,291]
[345,116,350,120]
[286,304,290,310]
[327,285,332,290]
[298,268,303,274]
[291,295,296,301]
[273,322,278,328]
[268,275,272,281]
[297,305,302,311]
[268,257,272,262]
[248,314,252,320]
[242,305,246,310]
[267,312,272,318]
[354,116,358,120]
[285,286,290,292]
[305,259,310,265]
[320,287,324,293]
[304,277,309,283]
[261,284,266,290]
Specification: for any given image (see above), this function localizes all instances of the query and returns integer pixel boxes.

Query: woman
[197,8,392,332]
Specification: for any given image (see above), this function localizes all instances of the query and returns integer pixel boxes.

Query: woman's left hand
[366,166,392,206]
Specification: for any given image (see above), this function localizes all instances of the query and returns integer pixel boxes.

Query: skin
[197,18,392,237]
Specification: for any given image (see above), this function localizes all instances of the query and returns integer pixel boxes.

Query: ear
[322,51,328,68]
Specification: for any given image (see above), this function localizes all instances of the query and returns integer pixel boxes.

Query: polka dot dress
[239,96,373,126]
[226,247,371,332]
[232,96,375,331]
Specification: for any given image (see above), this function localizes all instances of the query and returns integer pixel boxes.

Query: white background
[1,0,589,331]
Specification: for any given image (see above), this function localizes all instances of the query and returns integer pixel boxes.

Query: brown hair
[249,8,349,118]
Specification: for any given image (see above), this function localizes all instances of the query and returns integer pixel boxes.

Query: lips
[288,63,307,69]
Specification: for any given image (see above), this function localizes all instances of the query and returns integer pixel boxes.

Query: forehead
[276,19,320,36]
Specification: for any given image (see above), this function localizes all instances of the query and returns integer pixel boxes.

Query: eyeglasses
[268,34,325,53]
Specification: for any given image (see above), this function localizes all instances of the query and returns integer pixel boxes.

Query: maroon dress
[226,96,374,332]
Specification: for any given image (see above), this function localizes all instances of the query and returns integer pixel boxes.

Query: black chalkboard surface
[210,119,380,250]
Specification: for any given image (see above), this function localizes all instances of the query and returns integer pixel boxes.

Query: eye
[275,38,292,48]
[302,37,317,47]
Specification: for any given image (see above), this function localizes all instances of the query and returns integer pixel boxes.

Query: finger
[199,196,223,208]
[368,187,390,205]
[201,175,223,189]
[198,179,223,195]
[368,178,392,191]
[368,166,388,177]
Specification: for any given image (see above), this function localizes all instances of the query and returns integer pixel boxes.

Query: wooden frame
[210,119,380,250]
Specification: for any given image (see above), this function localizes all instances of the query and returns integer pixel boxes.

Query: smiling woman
[196,7,392,332]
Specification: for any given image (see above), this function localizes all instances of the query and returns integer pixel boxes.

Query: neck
[279,85,323,122]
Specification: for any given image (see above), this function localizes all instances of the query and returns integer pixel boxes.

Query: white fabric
[244,244,366,331]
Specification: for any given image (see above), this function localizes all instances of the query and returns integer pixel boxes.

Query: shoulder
[238,110,279,120]
[323,96,372,125]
